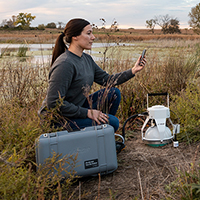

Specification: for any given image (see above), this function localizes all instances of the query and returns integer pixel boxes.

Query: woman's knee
[108,114,119,132]
[110,87,121,102]
[110,87,120,96]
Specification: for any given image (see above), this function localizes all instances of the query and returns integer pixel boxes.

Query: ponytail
[51,33,67,66]
[51,18,90,66]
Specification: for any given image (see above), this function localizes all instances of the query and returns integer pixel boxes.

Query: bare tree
[0,15,16,28]
[146,19,156,33]
[57,21,64,29]
[154,14,181,34]
[0,19,7,27]
[6,15,16,28]
[155,14,171,33]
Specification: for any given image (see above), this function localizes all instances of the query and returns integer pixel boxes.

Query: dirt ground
[68,131,200,200]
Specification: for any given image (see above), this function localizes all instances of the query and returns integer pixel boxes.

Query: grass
[165,145,200,200]
[0,28,200,44]
[0,30,200,198]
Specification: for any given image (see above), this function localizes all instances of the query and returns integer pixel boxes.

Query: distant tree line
[0,13,62,30]
[0,13,36,30]
[1,3,200,34]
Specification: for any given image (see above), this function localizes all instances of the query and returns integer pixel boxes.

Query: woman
[38,18,146,133]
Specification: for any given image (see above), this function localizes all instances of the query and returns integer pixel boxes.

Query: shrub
[38,24,45,30]
[170,83,200,142]
[46,22,57,29]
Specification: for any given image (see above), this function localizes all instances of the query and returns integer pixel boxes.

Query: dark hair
[51,18,90,66]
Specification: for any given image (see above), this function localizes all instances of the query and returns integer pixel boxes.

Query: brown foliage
[0,28,200,44]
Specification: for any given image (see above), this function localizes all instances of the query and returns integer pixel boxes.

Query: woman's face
[74,24,95,50]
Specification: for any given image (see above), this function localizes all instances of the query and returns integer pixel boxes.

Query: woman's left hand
[87,109,109,125]
[132,55,146,75]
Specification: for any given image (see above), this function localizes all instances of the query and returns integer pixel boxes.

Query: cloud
[0,0,199,28]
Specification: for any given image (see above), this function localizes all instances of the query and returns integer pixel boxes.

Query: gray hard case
[35,124,118,177]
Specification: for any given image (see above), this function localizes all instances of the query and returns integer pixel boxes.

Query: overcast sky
[0,0,199,29]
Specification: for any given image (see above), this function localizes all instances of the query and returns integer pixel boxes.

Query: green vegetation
[17,45,28,57]
[0,37,200,199]
[166,154,200,199]
[14,13,36,29]
[189,3,200,35]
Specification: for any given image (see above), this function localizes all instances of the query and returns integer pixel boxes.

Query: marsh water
[0,43,135,63]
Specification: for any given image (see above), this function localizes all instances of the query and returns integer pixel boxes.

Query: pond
[0,43,136,63]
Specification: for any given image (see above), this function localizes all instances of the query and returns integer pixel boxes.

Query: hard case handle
[81,124,108,132]
[148,92,168,96]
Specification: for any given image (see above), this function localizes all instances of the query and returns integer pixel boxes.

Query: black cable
[122,112,148,139]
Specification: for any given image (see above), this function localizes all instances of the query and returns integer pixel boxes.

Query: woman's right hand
[131,55,146,75]
[87,109,109,125]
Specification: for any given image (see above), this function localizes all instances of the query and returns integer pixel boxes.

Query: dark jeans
[53,87,121,132]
